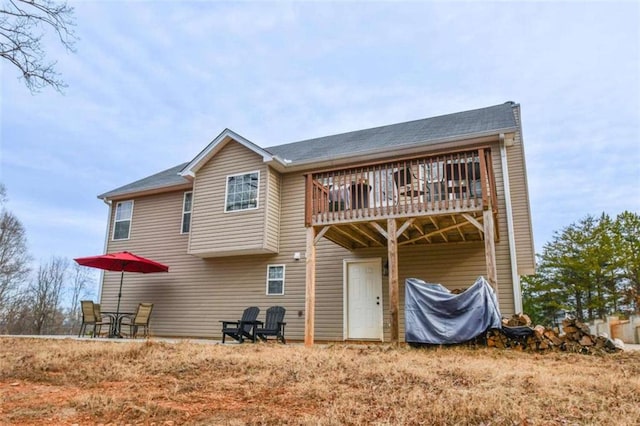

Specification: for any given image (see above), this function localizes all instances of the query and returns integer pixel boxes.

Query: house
[97,101,535,344]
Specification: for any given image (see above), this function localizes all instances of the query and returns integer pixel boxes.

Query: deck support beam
[370,221,389,240]
[396,218,415,239]
[305,227,317,346]
[387,218,400,343]
[313,226,330,246]
[483,209,498,292]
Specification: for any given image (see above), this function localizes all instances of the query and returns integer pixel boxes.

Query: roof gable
[179,128,285,178]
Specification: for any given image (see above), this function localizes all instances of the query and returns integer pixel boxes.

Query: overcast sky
[1,1,639,277]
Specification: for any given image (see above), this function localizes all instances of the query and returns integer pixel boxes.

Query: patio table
[101,311,135,338]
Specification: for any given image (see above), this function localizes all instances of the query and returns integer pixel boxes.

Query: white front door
[346,259,383,340]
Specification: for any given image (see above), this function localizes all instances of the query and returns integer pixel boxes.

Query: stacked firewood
[503,313,531,327]
[486,315,623,354]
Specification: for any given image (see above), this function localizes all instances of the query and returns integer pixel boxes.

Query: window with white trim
[225,171,259,212]
[113,200,133,240]
[266,265,285,295]
[181,192,192,233]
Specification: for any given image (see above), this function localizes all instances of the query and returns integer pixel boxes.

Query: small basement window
[266,265,285,295]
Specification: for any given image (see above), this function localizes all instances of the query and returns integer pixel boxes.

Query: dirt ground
[1,337,639,425]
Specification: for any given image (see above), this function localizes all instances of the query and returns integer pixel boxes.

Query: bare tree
[30,256,67,334]
[1,289,31,334]
[0,184,31,310]
[67,261,93,332]
[1,0,76,92]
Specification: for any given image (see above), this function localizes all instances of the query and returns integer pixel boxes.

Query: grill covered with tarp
[405,276,501,344]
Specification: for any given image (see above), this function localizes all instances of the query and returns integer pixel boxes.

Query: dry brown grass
[0,338,639,425]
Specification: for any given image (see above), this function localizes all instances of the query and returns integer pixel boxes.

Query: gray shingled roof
[266,102,517,163]
[99,162,190,199]
[99,102,517,199]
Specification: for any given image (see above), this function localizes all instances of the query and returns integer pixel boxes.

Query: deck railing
[305,148,497,226]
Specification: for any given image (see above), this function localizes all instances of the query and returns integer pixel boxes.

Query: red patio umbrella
[74,251,169,317]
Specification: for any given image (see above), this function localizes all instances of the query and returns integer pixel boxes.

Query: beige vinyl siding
[488,141,518,315]
[100,141,522,341]
[263,167,281,253]
[103,190,211,336]
[276,172,349,340]
[508,105,536,275]
[188,141,276,257]
[102,188,306,338]
[275,162,517,341]
[341,143,517,334]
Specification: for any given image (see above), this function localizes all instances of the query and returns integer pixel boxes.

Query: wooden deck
[304,148,498,249]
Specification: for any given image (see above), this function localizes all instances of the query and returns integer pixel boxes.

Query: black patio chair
[255,306,287,344]
[220,306,260,343]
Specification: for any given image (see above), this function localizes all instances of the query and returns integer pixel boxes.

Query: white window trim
[266,264,285,296]
[223,170,260,213]
[180,191,193,234]
[112,200,134,241]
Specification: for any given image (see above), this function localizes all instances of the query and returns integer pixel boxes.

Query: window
[181,192,192,233]
[113,200,133,240]
[266,265,285,295]
[225,171,259,212]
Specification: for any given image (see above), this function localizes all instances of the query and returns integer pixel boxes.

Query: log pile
[504,313,532,327]
[486,315,623,354]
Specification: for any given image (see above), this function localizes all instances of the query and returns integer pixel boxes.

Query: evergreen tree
[523,212,640,324]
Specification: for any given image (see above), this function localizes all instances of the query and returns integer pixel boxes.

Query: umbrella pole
[116,270,124,316]
[111,271,125,338]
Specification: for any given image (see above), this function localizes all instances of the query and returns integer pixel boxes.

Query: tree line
[0,184,96,335]
[2,1,90,333]
[522,211,640,327]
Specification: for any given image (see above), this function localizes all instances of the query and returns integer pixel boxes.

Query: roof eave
[98,181,193,202]
[280,127,517,172]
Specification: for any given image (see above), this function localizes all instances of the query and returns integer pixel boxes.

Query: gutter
[98,182,193,202]
[265,155,291,173]
[499,133,523,314]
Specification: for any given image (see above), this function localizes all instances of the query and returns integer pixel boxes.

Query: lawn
[1,337,639,425]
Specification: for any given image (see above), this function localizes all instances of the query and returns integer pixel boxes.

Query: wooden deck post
[483,209,498,292]
[387,218,399,343]
[304,226,317,346]
[304,174,313,227]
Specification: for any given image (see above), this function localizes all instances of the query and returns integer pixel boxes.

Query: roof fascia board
[180,129,285,177]
[267,158,289,173]
[99,182,193,202]
[280,128,516,173]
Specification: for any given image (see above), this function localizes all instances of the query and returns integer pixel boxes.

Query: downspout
[97,199,113,302]
[499,133,523,313]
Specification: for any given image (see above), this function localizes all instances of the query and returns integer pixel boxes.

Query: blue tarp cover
[405,276,502,344]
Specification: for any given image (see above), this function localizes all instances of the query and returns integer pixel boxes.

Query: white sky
[1,1,639,270]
